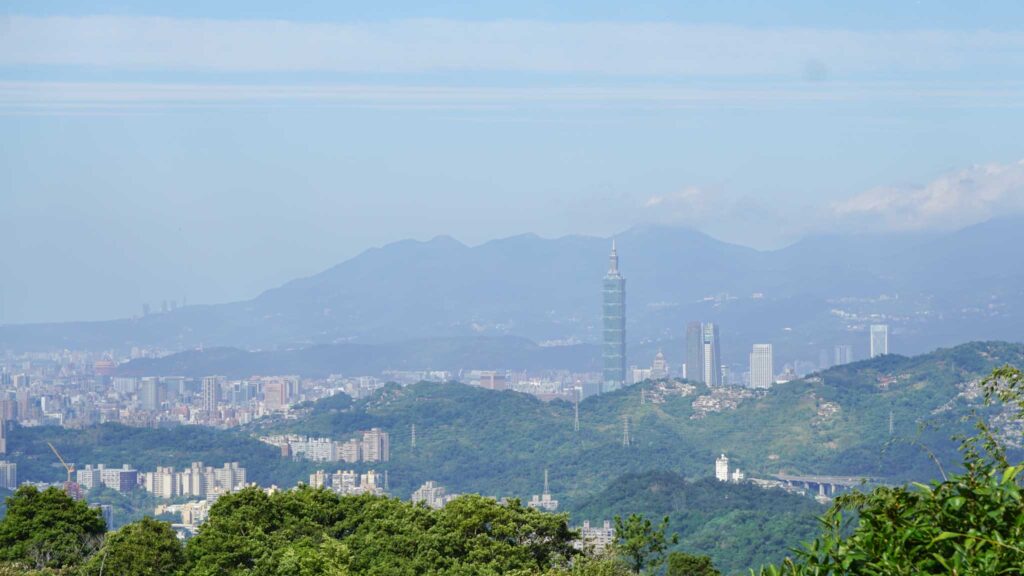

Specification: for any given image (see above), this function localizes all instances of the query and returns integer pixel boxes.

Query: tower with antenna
[573,390,580,433]
[622,415,631,447]
[411,423,417,450]
[602,240,627,392]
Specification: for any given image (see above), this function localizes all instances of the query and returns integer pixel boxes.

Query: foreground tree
[81,516,184,576]
[666,552,720,576]
[185,487,579,575]
[613,514,678,574]
[758,366,1024,575]
[0,486,106,570]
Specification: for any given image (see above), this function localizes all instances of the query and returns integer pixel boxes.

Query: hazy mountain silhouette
[3,219,1022,360]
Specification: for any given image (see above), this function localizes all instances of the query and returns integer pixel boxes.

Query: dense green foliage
[184,487,577,576]
[0,486,105,570]
[666,552,720,576]
[0,487,584,575]
[257,341,1024,504]
[81,516,184,576]
[612,514,676,573]
[7,423,313,488]
[572,471,823,575]
[757,365,1024,575]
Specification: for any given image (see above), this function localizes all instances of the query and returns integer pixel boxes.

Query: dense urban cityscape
[3,2,1023,574]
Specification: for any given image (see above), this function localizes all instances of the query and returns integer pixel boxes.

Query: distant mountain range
[3,218,1023,367]
[115,337,600,378]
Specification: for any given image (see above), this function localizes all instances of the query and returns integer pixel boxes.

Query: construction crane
[47,442,82,499]
[47,441,78,484]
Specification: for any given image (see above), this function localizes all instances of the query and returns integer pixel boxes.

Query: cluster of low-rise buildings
[411,480,459,509]
[259,428,390,463]
[74,461,247,499]
[141,462,247,499]
[307,469,387,496]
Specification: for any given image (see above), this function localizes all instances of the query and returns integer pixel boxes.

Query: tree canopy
[0,486,106,570]
[81,516,184,576]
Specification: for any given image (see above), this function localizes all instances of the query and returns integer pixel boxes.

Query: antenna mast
[573,393,580,433]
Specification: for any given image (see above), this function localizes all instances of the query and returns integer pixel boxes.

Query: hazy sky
[2,1,1024,323]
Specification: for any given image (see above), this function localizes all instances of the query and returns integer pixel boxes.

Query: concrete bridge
[772,473,878,497]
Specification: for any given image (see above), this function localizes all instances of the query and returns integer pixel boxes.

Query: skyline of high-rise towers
[685,321,722,386]
[602,241,626,392]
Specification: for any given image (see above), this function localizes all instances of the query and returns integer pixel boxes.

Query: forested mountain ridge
[571,471,825,575]
[252,341,1024,501]
[10,342,1022,497]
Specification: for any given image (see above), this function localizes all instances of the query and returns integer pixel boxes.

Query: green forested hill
[6,424,312,488]
[570,471,825,575]
[259,341,1024,502]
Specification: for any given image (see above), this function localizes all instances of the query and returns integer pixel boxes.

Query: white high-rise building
[338,439,361,463]
[412,481,453,509]
[715,454,730,482]
[148,466,179,499]
[180,462,207,497]
[76,465,103,491]
[309,470,328,489]
[749,344,774,389]
[0,460,16,490]
[361,428,390,462]
[213,462,246,492]
[202,376,222,414]
[870,324,889,358]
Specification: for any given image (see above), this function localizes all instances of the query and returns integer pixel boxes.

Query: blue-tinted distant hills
[114,336,600,378]
[2,218,1022,360]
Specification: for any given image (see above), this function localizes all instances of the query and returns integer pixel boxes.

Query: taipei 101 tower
[602,240,626,392]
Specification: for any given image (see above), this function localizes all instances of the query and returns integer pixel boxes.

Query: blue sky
[2,1,1024,323]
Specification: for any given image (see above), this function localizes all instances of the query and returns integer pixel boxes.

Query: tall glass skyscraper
[702,323,723,387]
[602,241,626,391]
[685,321,704,383]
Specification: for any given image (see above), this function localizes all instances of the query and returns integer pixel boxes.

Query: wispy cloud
[830,160,1024,232]
[2,80,1023,115]
[2,16,1024,77]
[637,161,1024,245]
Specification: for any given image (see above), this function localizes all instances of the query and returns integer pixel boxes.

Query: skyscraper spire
[603,239,626,391]
[608,239,620,276]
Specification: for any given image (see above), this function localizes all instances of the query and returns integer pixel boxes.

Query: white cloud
[2,16,1024,77]
[645,186,710,211]
[830,160,1024,231]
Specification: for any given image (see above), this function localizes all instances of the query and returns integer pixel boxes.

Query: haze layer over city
[2,2,1024,575]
